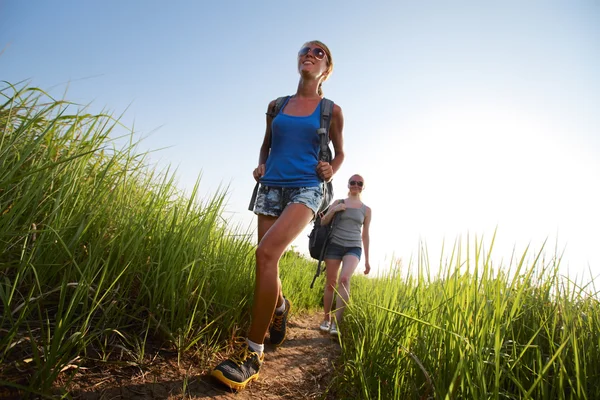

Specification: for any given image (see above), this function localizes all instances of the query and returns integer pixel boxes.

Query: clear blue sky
[2,1,599,281]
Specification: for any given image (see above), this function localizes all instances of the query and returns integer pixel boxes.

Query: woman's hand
[317,161,333,182]
[335,202,346,213]
[253,164,265,181]
[364,262,371,275]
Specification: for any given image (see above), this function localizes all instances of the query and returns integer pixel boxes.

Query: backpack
[308,199,344,288]
[308,199,344,260]
[248,96,335,214]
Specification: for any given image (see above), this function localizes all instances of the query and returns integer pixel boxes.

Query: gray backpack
[248,96,335,215]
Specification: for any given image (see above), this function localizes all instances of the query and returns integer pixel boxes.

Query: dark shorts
[324,242,362,261]
[254,185,323,217]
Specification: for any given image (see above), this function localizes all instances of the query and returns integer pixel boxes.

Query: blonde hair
[302,40,334,96]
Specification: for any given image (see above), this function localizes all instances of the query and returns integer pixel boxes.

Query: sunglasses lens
[299,46,326,60]
[312,48,325,60]
[298,47,310,57]
[349,180,363,187]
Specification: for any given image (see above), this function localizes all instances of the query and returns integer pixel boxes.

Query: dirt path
[69,313,342,399]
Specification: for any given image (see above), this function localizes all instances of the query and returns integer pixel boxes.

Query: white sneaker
[319,320,331,332]
[330,323,339,336]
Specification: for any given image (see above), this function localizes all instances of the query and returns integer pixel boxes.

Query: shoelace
[271,313,284,330]
[227,338,258,366]
[230,343,253,366]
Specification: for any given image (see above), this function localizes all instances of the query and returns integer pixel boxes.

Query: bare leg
[256,215,282,308]
[323,258,342,322]
[334,254,360,324]
[247,204,313,344]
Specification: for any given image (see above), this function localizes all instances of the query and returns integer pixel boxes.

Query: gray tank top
[330,203,367,248]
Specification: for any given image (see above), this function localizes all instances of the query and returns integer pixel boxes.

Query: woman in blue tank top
[212,40,345,390]
[319,174,372,337]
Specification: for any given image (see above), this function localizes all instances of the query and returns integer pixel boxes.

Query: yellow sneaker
[211,339,264,391]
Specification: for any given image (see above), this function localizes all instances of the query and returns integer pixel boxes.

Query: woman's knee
[255,243,279,273]
[338,275,351,288]
[325,280,336,292]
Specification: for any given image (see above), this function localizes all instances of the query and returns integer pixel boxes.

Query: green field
[1,82,598,399]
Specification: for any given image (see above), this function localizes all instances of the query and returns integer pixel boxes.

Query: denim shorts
[254,185,323,217]
[324,242,362,260]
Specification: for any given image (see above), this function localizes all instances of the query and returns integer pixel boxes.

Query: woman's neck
[296,79,321,99]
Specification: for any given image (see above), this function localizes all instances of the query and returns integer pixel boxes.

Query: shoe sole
[211,369,259,391]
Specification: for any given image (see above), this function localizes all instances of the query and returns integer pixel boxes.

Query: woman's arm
[320,200,345,225]
[362,206,372,274]
[317,104,345,181]
[253,100,276,181]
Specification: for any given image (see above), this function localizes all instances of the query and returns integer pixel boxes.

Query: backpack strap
[317,98,334,162]
[315,98,335,216]
[248,182,260,211]
[248,96,290,212]
[267,96,290,149]
[310,199,344,289]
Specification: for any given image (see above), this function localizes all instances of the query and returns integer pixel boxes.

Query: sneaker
[319,320,331,332]
[330,322,339,336]
[211,339,264,391]
[269,297,291,346]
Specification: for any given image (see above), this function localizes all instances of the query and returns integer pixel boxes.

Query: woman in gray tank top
[318,174,372,336]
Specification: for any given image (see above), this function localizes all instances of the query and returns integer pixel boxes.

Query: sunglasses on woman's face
[349,180,364,187]
[298,46,326,60]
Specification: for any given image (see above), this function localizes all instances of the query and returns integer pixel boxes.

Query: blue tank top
[260,98,321,187]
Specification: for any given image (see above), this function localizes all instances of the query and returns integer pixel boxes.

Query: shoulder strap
[267,96,289,119]
[320,98,334,135]
[250,96,289,212]
[266,96,290,150]
[317,98,334,162]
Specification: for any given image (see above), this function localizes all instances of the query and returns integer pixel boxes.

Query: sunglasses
[298,46,326,61]
[349,180,364,187]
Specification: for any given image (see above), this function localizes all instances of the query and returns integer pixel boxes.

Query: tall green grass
[334,235,599,399]
[0,82,321,396]
[3,81,598,399]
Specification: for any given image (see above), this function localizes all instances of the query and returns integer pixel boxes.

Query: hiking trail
[67,313,342,399]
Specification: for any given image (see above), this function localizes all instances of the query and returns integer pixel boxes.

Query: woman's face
[297,43,329,79]
[348,175,364,193]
